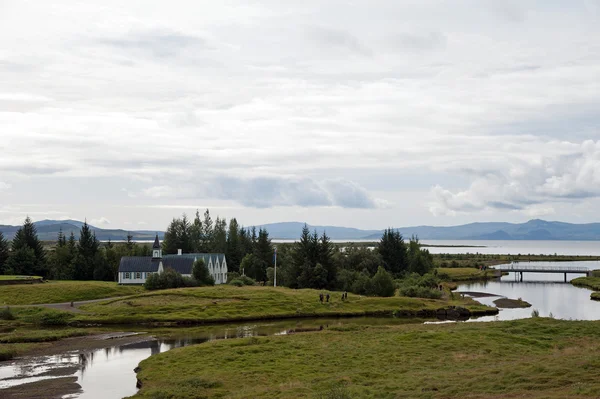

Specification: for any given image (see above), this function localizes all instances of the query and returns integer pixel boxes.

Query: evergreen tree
[5,246,36,275]
[190,210,203,252]
[378,228,408,277]
[225,218,241,273]
[74,221,100,280]
[11,217,47,276]
[407,237,434,275]
[200,209,214,252]
[126,233,134,254]
[253,228,273,283]
[0,232,10,274]
[192,258,215,286]
[240,253,266,282]
[49,230,75,279]
[318,232,336,289]
[211,217,227,253]
[238,227,254,258]
[162,215,194,254]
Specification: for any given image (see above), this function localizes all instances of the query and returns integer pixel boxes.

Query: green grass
[77,286,494,325]
[0,275,43,280]
[571,277,600,291]
[591,292,600,301]
[436,267,499,282]
[0,281,143,305]
[130,318,600,399]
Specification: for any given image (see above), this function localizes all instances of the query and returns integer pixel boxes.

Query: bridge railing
[495,265,589,272]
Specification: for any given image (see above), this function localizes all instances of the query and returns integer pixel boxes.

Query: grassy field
[77,286,495,325]
[0,275,43,281]
[436,267,500,282]
[0,281,143,305]
[131,318,600,399]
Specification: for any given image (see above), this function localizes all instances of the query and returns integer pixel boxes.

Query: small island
[493,297,532,308]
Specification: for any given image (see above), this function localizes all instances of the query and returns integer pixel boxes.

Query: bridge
[495,264,592,282]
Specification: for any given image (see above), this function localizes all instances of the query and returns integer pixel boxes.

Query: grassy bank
[0,281,143,305]
[77,286,495,325]
[131,318,600,399]
[571,277,600,291]
[436,267,500,282]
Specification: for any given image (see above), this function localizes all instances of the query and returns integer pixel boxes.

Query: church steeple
[152,234,162,259]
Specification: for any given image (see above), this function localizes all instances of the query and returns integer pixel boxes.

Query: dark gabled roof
[152,235,161,250]
[162,257,195,275]
[118,257,160,273]
[165,253,226,264]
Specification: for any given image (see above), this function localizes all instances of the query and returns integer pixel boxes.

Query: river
[3,259,600,398]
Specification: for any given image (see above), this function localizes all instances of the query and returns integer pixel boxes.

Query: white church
[117,235,228,285]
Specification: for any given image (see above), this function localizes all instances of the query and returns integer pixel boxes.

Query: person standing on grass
[319,293,324,303]
[326,293,330,303]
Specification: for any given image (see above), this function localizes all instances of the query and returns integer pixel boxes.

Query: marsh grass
[131,318,600,399]
[0,281,143,305]
[77,286,493,325]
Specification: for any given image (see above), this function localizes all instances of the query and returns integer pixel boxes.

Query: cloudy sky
[1,0,599,230]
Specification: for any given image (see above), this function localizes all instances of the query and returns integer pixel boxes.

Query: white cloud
[0,1,599,227]
[90,217,111,226]
[429,140,600,216]
[0,182,11,191]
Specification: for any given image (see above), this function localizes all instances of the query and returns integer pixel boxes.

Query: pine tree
[190,210,203,252]
[74,221,100,280]
[253,228,273,283]
[10,217,47,276]
[200,209,214,252]
[0,232,10,274]
[378,228,408,277]
[225,218,241,273]
[318,231,336,288]
[211,217,227,253]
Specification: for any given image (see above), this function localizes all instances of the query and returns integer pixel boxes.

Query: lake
[458,261,600,321]
[422,240,600,256]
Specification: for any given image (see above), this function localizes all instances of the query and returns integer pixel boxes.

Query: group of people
[319,291,349,303]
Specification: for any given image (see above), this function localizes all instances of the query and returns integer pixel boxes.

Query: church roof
[118,256,196,274]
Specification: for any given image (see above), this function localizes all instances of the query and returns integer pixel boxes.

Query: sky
[1,0,599,231]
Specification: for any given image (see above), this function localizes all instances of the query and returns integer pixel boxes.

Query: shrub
[37,311,74,326]
[531,309,540,318]
[239,275,256,286]
[144,268,194,291]
[398,286,442,299]
[227,272,241,283]
[229,279,244,287]
[0,307,15,321]
[369,267,395,297]
[192,259,215,286]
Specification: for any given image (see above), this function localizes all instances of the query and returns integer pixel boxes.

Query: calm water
[422,240,600,256]
[0,318,418,398]
[459,261,600,321]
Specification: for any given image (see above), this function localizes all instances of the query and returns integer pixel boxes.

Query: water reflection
[460,269,600,321]
[0,317,418,398]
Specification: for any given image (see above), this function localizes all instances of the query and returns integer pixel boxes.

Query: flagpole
[274,246,277,287]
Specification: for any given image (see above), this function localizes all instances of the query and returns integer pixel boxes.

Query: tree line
[0,212,435,298]
[0,217,150,280]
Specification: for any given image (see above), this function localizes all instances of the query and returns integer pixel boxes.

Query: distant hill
[257,219,600,241]
[0,220,162,242]
[2,219,600,242]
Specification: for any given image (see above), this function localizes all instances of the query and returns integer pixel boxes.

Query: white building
[117,235,228,285]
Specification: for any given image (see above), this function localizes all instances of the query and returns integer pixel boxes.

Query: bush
[192,259,215,286]
[369,267,395,297]
[0,307,15,320]
[144,268,193,291]
[229,279,244,287]
[227,272,241,283]
[398,286,442,299]
[37,311,74,326]
[240,275,256,286]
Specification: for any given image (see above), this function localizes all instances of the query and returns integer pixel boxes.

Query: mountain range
[1,219,600,242]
